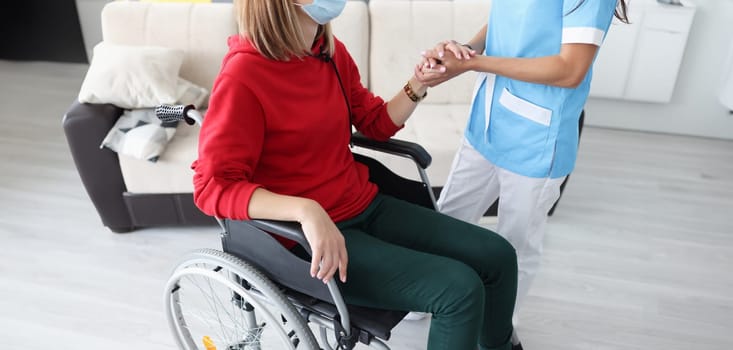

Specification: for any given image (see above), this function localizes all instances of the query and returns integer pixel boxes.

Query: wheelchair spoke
[178,266,295,349]
[186,270,235,342]
[169,264,314,350]
[166,249,319,350]
[182,309,265,347]
[190,263,260,346]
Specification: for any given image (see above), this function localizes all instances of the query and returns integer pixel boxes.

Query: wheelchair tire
[164,248,319,350]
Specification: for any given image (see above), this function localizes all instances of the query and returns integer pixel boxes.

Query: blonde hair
[234,0,335,61]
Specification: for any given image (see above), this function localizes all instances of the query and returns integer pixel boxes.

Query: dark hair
[567,0,629,24]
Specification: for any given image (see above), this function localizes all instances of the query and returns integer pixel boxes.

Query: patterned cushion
[101,109,178,163]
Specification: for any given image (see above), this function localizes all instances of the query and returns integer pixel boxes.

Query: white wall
[586,0,733,140]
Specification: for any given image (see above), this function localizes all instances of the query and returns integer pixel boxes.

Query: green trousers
[335,194,517,350]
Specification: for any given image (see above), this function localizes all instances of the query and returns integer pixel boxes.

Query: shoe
[476,340,523,350]
[402,311,428,321]
[511,329,523,350]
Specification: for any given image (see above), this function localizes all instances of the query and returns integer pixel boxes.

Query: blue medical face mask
[297,0,347,25]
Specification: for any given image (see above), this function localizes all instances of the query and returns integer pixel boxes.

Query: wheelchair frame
[160,105,439,350]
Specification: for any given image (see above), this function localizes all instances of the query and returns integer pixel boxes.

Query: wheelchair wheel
[164,248,319,350]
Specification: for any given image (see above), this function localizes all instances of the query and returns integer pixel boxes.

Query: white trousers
[436,139,565,311]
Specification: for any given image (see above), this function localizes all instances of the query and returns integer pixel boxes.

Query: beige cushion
[101,2,236,91]
[78,42,185,109]
[175,78,210,109]
[121,118,200,193]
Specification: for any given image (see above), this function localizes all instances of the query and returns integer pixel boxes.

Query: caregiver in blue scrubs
[416,0,629,321]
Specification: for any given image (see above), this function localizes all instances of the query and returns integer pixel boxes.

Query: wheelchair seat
[286,288,408,342]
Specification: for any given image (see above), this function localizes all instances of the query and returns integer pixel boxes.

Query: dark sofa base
[122,192,216,228]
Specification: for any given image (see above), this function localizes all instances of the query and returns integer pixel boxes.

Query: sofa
[63,0,579,233]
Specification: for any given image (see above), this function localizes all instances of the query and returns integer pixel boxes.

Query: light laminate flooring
[1,60,732,350]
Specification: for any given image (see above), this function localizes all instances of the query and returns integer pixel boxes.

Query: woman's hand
[415,47,474,88]
[422,40,477,69]
[299,201,348,284]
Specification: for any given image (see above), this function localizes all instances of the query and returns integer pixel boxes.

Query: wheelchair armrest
[352,132,432,169]
[225,218,353,335]
[249,219,312,254]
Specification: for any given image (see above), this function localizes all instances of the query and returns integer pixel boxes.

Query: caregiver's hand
[423,40,476,68]
[415,48,473,87]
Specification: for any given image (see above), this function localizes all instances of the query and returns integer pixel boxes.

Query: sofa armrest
[62,101,133,232]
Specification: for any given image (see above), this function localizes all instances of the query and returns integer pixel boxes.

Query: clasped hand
[414,40,477,87]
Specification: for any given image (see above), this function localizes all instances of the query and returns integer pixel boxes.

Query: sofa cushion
[120,116,200,193]
[101,2,236,91]
[175,77,210,109]
[78,42,185,109]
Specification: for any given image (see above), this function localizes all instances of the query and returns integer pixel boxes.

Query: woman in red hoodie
[193,1,518,349]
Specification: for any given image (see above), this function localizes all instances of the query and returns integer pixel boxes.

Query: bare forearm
[467,55,577,87]
[385,76,428,126]
[247,187,319,223]
[465,43,598,88]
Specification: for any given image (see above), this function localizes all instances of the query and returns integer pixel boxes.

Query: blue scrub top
[465,0,618,178]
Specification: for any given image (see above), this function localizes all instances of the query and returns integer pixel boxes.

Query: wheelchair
[158,105,438,350]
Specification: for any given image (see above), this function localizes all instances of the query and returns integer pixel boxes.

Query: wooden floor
[1,60,732,350]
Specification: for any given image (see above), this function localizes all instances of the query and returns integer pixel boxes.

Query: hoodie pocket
[498,88,552,127]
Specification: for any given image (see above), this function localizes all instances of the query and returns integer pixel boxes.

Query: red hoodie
[192,35,402,244]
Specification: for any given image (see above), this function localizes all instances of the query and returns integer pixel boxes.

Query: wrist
[407,77,428,101]
[295,198,321,223]
[410,77,427,95]
[463,55,480,71]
